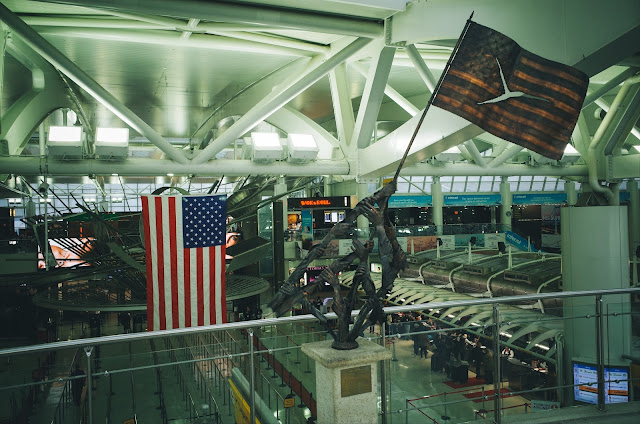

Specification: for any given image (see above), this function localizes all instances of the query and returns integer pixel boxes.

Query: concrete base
[302,337,391,424]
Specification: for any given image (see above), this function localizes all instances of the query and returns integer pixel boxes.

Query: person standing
[70,365,86,406]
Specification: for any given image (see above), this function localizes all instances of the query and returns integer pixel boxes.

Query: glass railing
[1,288,638,424]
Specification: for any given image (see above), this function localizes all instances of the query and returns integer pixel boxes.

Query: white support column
[274,176,288,228]
[565,181,578,206]
[323,177,332,197]
[351,45,396,151]
[431,177,443,236]
[356,182,371,235]
[629,180,639,251]
[0,26,5,126]
[500,177,512,231]
[329,62,356,148]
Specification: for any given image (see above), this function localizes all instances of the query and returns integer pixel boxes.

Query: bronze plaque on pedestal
[341,365,372,397]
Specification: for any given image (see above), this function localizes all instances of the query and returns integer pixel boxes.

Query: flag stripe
[435,93,566,156]
[154,197,166,330]
[190,249,198,327]
[203,248,210,325]
[183,242,191,327]
[196,248,204,326]
[441,69,579,129]
[210,245,216,325]
[168,198,179,329]
[141,196,154,331]
[161,197,172,330]
[216,245,225,323]
[438,76,573,135]
[520,55,588,93]
[175,202,185,328]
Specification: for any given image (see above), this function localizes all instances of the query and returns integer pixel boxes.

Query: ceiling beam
[358,108,485,177]
[389,0,639,72]
[351,61,419,116]
[0,36,73,156]
[34,27,316,57]
[405,44,436,93]
[329,62,355,150]
[39,0,385,38]
[400,163,588,177]
[0,157,350,177]
[0,3,189,164]
[350,45,396,151]
[192,37,372,164]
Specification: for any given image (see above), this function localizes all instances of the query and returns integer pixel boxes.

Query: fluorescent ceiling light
[563,144,579,155]
[288,133,316,149]
[287,133,319,161]
[251,132,283,161]
[96,127,129,145]
[251,132,281,147]
[95,127,129,158]
[48,126,83,143]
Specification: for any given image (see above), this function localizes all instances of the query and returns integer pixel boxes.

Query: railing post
[595,295,606,411]
[84,346,93,424]
[249,328,256,424]
[493,304,501,424]
[380,319,388,424]
[442,391,450,421]
[405,398,409,424]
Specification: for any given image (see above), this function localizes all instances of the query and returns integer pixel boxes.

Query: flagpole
[391,11,475,183]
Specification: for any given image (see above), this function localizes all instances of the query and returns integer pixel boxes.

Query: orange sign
[300,199,331,206]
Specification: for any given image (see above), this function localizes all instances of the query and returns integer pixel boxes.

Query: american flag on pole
[141,194,227,330]
[432,20,589,160]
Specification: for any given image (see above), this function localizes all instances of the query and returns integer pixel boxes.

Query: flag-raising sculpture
[270,14,588,350]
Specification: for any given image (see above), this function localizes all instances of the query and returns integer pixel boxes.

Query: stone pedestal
[302,337,391,424]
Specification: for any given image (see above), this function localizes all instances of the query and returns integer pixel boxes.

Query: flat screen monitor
[304,265,329,286]
[572,362,629,404]
[37,238,94,268]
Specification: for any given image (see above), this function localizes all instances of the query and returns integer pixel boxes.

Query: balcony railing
[1,287,639,424]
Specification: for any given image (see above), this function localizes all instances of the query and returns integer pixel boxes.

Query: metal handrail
[2,287,640,358]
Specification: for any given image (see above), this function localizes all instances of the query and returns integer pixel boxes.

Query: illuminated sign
[289,196,350,209]
[301,199,331,206]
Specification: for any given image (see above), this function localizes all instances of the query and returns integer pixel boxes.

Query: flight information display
[573,362,629,404]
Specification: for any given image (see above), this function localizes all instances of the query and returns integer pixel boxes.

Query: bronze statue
[268,181,406,349]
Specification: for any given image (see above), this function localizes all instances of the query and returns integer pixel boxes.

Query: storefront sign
[288,196,350,209]
[444,194,501,206]
[513,193,567,205]
[388,195,431,208]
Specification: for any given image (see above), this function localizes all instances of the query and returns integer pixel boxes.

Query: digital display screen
[288,196,350,209]
[38,238,94,268]
[304,265,329,286]
[323,210,345,223]
[573,362,629,404]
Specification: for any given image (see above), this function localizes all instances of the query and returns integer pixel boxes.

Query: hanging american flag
[141,194,227,330]
[432,20,589,160]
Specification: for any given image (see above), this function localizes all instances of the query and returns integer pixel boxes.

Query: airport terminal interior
[1,0,640,423]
